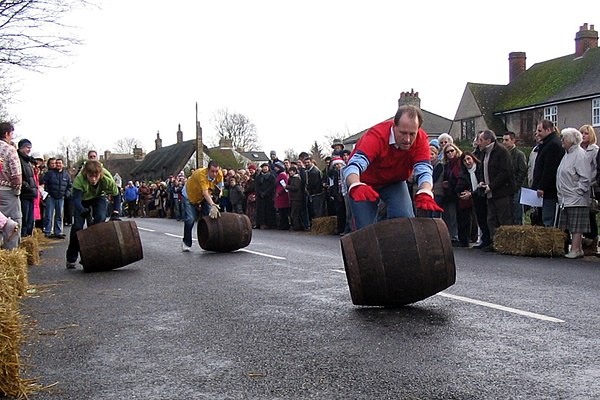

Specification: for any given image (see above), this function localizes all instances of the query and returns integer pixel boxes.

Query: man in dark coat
[532,119,564,227]
[478,130,515,251]
[41,157,72,238]
[17,139,38,236]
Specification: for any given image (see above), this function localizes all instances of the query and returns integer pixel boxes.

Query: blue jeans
[66,196,108,263]
[45,196,64,235]
[349,181,414,230]
[183,197,210,247]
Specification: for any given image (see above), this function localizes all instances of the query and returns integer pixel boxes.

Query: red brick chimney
[575,23,598,57]
[398,89,421,108]
[508,52,526,83]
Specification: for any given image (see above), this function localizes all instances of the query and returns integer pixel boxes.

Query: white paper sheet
[520,187,543,207]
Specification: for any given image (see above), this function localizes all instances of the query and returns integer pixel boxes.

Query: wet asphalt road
[19,217,600,400]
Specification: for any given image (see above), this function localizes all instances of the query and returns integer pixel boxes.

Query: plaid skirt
[558,206,590,233]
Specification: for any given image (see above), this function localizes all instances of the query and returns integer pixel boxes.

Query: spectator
[304,156,326,220]
[478,130,516,251]
[244,164,257,227]
[441,143,462,244]
[255,163,276,229]
[0,122,22,249]
[580,124,599,247]
[329,156,346,235]
[229,176,245,214]
[41,157,72,238]
[331,138,345,157]
[502,131,528,224]
[472,131,492,248]
[286,165,305,231]
[17,138,38,236]
[557,128,591,259]
[273,161,290,230]
[138,181,151,217]
[532,120,564,227]
[123,181,139,218]
[455,152,482,247]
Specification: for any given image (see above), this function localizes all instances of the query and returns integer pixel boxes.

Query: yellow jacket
[184,167,224,204]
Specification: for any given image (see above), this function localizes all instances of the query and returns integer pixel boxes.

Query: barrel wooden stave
[198,213,252,252]
[340,218,455,307]
[77,220,143,272]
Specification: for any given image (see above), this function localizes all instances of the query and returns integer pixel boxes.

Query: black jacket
[532,134,564,200]
[18,152,38,200]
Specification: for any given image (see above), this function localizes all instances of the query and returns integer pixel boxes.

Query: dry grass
[18,237,40,267]
[494,225,567,257]
[0,248,40,398]
[310,216,337,235]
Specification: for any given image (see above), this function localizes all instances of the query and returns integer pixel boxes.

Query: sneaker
[564,250,584,259]
[181,242,191,252]
[66,260,76,269]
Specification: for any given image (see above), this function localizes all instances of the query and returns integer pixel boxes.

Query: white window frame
[592,98,600,127]
[544,106,558,125]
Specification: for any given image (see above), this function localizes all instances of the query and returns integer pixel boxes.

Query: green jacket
[73,168,119,201]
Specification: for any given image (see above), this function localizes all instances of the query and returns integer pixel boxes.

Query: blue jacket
[124,185,139,202]
[41,169,72,200]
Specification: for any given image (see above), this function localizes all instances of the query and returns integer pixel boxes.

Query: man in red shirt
[343,105,442,230]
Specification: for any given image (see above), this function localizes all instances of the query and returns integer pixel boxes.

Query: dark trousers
[20,198,34,236]
[290,200,304,231]
[277,207,290,230]
[457,205,474,246]
[486,195,513,244]
[473,195,491,246]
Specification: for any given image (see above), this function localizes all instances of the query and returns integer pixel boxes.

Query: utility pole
[196,102,204,168]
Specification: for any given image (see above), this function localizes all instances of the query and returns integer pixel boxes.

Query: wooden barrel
[340,218,455,307]
[198,213,252,252]
[77,220,143,272]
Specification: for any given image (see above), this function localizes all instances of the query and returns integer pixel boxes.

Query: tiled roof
[495,47,600,112]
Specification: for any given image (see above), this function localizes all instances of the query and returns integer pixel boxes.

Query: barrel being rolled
[77,220,143,272]
[198,213,252,252]
[340,218,455,307]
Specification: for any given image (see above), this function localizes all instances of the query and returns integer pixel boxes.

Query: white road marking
[137,227,155,232]
[164,233,184,239]
[238,249,286,260]
[331,269,346,274]
[438,292,565,323]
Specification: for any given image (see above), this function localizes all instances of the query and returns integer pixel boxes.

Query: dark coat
[255,171,275,199]
[41,169,72,200]
[484,142,516,199]
[18,152,38,200]
[532,133,564,200]
[305,166,323,195]
[286,174,304,203]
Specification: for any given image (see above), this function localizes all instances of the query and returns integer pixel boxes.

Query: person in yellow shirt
[181,160,224,252]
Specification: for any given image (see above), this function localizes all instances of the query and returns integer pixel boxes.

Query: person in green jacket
[65,160,121,269]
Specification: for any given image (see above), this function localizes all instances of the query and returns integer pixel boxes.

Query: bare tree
[212,108,260,151]
[113,137,142,154]
[0,0,88,71]
[284,148,298,162]
[56,135,96,169]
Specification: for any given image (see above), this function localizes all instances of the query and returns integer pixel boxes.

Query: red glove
[349,182,379,202]
[415,190,444,212]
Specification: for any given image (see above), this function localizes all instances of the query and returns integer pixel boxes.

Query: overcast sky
[9,0,597,158]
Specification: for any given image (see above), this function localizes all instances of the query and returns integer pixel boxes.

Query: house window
[544,106,557,125]
[461,119,475,140]
[593,98,600,126]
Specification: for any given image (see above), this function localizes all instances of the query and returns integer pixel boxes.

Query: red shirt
[350,120,430,188]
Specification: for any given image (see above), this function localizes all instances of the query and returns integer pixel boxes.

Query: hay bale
[19,236,40,266]
[310,216,337,235]
[148,209,160,218]
[494,225,567,257]
[0,249,28,298]
[0,251,38,398]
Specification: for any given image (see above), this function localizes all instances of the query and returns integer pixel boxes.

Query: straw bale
[494,225,567,257]
[310,216,337,235]
[19,236,40,266]
[0,249,28,298]
[148,209,160,218]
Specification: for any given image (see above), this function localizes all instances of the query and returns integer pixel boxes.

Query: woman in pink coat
[273,161,290,230]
